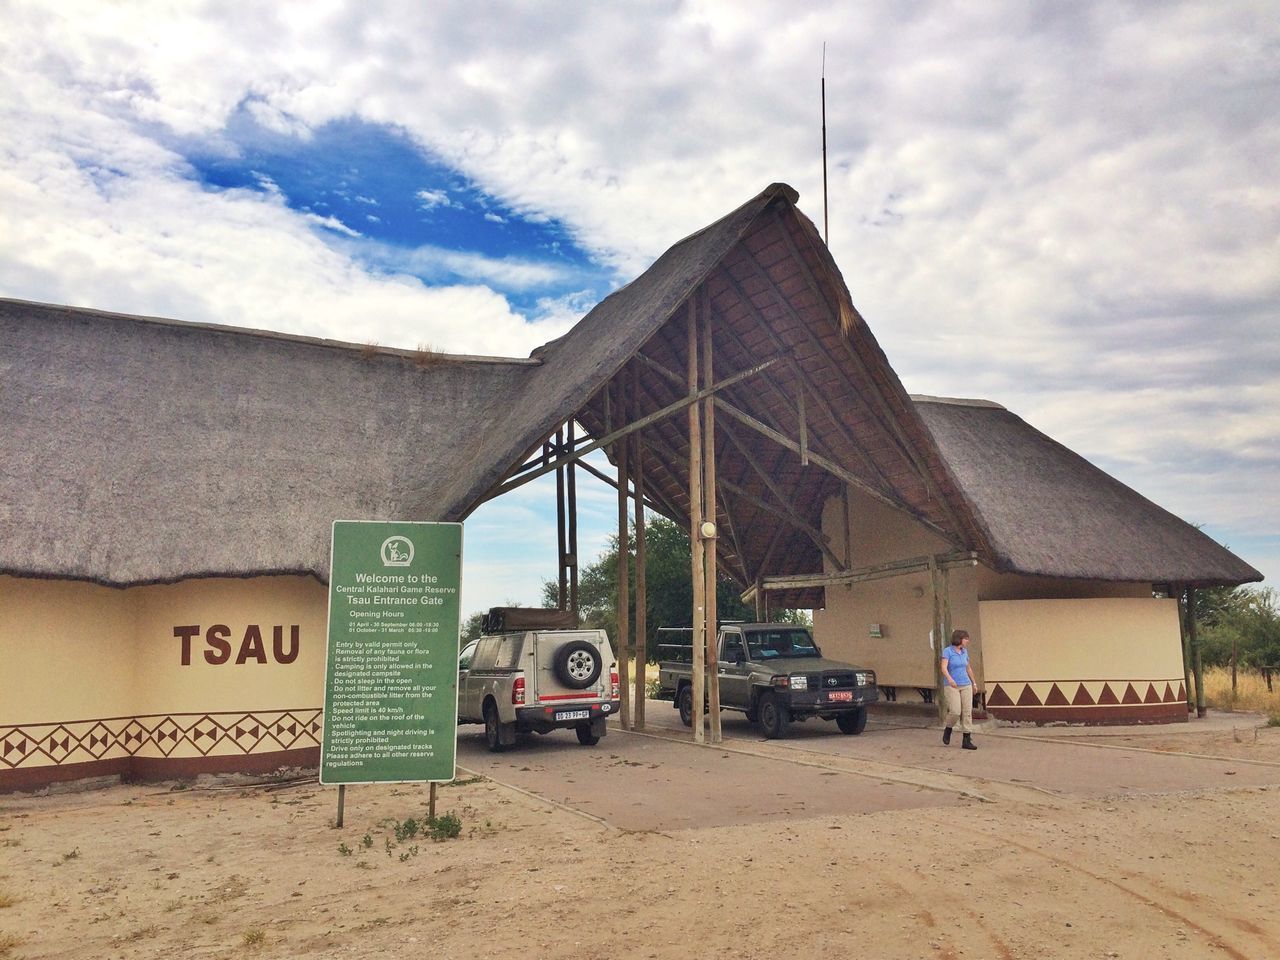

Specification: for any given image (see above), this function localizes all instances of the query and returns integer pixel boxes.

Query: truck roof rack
[482,606,579,634]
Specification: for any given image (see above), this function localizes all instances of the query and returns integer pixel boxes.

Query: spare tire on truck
[553,639,603,689]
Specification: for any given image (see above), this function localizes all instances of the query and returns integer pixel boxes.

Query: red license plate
[828,690,853,702]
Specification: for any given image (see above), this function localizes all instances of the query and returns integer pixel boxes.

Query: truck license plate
[556,709,591,721]
[828,690,853,702]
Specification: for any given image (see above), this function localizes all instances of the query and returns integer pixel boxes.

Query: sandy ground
[3,710,1279,960]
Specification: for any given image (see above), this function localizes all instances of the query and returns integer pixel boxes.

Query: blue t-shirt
[942,646,971,688]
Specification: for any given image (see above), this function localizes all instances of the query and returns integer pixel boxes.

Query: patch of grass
[337,842,353,857]
[412,343,446,368]
[392,817,419,843]
[360,832,373,849]
[1203,666,1280,715]
[243,928,266,947]
[1267,713,1280,727]
[0,933,23,957]
[427,812,462,842]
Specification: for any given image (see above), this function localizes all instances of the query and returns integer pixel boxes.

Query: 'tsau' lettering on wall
[174,624,301,665]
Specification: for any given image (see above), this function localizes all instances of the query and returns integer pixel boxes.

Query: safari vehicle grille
[808,671,857,689]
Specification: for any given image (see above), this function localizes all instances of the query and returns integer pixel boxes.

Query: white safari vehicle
[457,607,620,751]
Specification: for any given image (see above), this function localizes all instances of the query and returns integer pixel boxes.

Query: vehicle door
[716,629,752,708]
[459,636,501,720]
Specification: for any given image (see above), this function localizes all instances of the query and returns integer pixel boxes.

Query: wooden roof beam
[718,418,845,573]
[713,396,958,544]
[718,476,845,575]
[485,354,789,501]
[762,551,979,592]
[713,264,898,495]
[771,210,976,547]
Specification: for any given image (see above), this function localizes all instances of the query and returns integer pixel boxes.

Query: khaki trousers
[943,684,973,734]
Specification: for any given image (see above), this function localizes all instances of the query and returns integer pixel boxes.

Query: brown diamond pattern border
[0,709,323,770]
[987,679,1190,724]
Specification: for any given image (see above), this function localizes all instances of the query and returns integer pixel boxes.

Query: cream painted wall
[0,576,138,724]
[0,575,327,727]
[132,576,328,715]
[811,489,983,689]
[979,598,1183,684]
[809,485,1164,691]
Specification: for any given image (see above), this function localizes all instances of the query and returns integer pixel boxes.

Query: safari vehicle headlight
[856,671,875,686]
[789,674,808,690]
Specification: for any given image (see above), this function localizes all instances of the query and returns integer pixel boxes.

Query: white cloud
[415,187,453,209]
[348,239,577,291]
[0,0,1276,587]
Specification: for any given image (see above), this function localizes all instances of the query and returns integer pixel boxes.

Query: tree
[1194,586,1280,669]
[543,514,809,658]
[460,610,485,643]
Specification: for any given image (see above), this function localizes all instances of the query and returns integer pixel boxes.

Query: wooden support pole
[1189,587,1206,718]
[336,784,345,828]
[754,578,765,621]
[929,557,947,723]
[428,781,437,821]
[702,287,722,744]
[842,484,853,570]
[633,406,648,731]
[1179,586,1193,713]
[555,427,567,610]
[688,299,706,744]
[567,421,579,618]
[797,376,808,467]
[616,383,632,731]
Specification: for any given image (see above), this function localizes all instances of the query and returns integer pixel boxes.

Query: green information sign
[321,520,463,785]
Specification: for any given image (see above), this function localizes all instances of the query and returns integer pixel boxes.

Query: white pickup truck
[457,607,620,752]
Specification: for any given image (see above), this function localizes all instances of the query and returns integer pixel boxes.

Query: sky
[2,0,1276,616]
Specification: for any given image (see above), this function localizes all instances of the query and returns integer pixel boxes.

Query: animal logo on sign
[381,535,414,567]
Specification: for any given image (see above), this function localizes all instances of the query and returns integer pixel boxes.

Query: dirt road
[2,711,1278,959]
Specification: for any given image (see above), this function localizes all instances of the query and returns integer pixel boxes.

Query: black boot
[942,727,952,745]
[962,733,977,750]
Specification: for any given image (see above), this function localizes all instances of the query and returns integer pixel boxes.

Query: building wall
[980,597,1186,724]
[811,489,983,695]
[1,574,327,791]
[810,487,1187,723]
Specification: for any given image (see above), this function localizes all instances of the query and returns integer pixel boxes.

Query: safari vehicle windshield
[744,628,820,659]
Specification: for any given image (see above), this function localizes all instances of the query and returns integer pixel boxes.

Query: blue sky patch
[185,108,617,315]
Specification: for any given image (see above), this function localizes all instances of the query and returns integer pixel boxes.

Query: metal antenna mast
[821,42,829,245]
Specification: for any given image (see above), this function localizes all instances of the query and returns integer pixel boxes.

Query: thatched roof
[913,396,1262,586]
[0,183,1260,593]
[0,299,535,586]
[431,184,993,608]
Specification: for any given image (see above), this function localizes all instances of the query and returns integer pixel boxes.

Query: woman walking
[941,628,978,750]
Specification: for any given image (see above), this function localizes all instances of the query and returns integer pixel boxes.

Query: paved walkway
[455,700,1280,832]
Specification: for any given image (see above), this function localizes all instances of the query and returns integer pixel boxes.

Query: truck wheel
[836,707,868,735]
[484,702,511,753]
[553,640,603,689]
[575,723,601,746]
[677,685,694,727]
[757,692,790,739]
